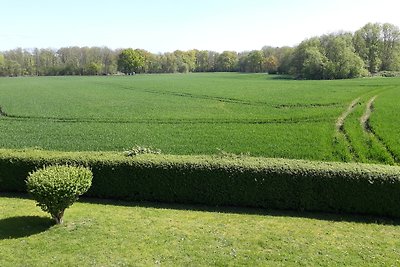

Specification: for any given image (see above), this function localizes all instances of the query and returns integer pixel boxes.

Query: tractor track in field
[335,97,361,160]
[336,98,360,132]
[3,115,328,125]
[3,113,330,125]
[142,89,339,109]
[113,84,339,109]
[360,96,398,163]
[360,96,377,132]
[334,92,398,164]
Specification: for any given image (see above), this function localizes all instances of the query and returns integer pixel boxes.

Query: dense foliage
[291,34,367,79]
[2,149,400,218]
[117,48,145,75]
[0,23,398,79]
[26,165,93,224]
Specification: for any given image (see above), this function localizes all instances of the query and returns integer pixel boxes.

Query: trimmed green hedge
[1,149,400,217]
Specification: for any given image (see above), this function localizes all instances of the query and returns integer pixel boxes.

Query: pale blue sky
[1,0,399,52]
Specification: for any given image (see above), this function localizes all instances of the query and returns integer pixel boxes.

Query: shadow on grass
[269,75,295,80]
[0,216,54,240]
[81,197,400,226]
[2,193,399,226]
[218,73,295,80]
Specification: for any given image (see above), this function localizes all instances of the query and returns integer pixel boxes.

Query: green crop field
[2,73,400,267]
[0,73,399,164]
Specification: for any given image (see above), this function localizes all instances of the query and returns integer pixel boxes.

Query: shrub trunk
[53,210,65,224]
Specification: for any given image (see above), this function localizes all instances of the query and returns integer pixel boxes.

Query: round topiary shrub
[26,165,93,224]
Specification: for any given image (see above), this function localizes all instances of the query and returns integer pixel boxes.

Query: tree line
[1,23,399,79]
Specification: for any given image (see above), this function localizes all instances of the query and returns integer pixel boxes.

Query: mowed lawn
[1,195,400,266]
[0,73,399,164]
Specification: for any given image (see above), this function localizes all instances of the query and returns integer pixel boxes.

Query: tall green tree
[4,59,22,76]
[117,48,145,74]
[292,34,365,79]
[276,47,295,74]
[160,52,178,73]
[57,47,82,75]
[291,37,324,79]
[145,53,162,73]
[301,46,327,80]
[353,23,382,73]
[3,48,35,75]
[40,48,61,75]
[216,51,238,72]
[381,23,400,71]
[247,50,265,72]
[261,46,294,74]
[100,47,117,75]
[238,50,265,73]
[172,50,197,73]
[322,33,365,79]
[195,50,210,72]
[195,50,218,72]
[264,55,278,74]
[133,49,153,73]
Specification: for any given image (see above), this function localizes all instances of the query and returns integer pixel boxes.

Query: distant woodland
[1,23,399,79]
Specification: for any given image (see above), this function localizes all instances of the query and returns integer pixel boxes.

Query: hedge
[1,148,400,217]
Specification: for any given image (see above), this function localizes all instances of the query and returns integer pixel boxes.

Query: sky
[1,0,399,53]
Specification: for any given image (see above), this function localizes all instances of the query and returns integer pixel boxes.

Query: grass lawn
[1,194,400,266]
